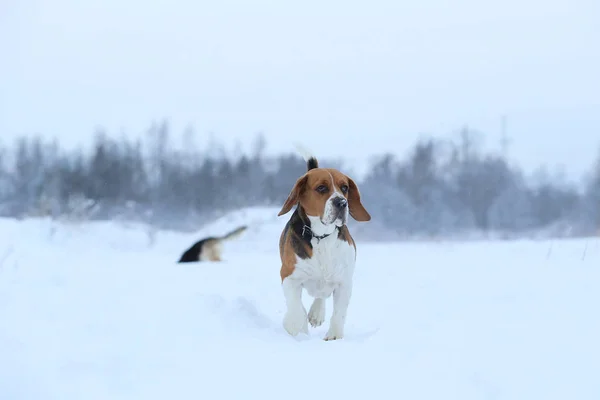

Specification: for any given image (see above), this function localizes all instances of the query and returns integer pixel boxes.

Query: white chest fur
[291,233,356,299]
[282,217,359,340]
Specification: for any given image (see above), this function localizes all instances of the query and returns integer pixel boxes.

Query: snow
[1,207,599,399]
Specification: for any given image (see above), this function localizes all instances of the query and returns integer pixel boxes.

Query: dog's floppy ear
[347,177,371,222]
[278,174,308,216]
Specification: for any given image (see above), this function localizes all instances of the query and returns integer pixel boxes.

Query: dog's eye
[316,185,328,193]
[340,185,349,194]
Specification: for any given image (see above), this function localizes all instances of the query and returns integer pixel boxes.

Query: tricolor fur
[278,151,370,340]
[178,225,247,263]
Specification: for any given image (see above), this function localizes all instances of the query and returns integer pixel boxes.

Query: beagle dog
[177,225,247,263]
[277,153,371,340]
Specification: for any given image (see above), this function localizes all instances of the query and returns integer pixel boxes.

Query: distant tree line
[0,121,598,238]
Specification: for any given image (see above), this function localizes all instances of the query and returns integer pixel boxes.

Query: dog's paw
[324,322,344,341]
[323,332,344,341]
[283,308,308,336]
[308,298,326,328]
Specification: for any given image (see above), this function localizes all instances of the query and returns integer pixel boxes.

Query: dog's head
[278,164,371,227]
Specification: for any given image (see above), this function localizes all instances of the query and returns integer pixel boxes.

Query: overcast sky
[1,0,599,182]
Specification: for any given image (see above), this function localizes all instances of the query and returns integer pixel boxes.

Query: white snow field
[1,207,599,400]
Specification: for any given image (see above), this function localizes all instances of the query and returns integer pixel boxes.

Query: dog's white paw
[324,321,344,341]
[283,308,308,336]
[308,298,326,328]
[323,331,344,341]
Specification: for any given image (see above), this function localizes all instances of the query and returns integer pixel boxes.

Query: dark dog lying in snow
[177,225,247,263]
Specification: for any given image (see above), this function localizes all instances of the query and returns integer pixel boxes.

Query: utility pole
[460,125,471,162]
[500,114,511,159]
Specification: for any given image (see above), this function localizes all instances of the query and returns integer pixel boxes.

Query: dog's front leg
[324,280,352,341]
[282,277,308,336]
[308,297,326,327]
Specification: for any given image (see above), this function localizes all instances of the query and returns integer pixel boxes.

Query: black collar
[301,224,339,243]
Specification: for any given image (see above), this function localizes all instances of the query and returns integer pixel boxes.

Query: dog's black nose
[333,197,348,209]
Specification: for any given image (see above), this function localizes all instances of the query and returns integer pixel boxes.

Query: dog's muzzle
[331,196,348,224]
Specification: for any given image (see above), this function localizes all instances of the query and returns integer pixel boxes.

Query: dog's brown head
[277,156,371,226]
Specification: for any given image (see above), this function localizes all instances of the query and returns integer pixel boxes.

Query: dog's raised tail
[293,142,319,171]
[219,225,248,241]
